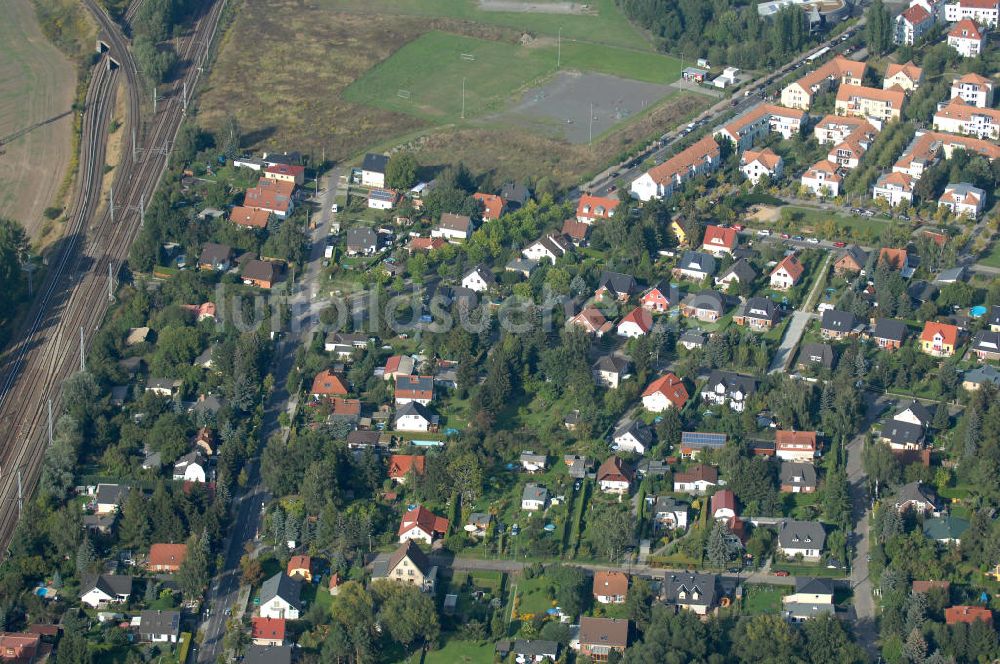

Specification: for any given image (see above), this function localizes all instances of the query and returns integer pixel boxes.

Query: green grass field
[978,241,1000,268]
[326,0,647,49]
[343,31,682,122]
[742,584,790,614]
[421,639,495,664]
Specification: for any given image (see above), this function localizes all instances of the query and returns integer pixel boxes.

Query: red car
[732,224,745,231]
[781,233,790,240]
[773,570,790,577]
[833,241,846,248]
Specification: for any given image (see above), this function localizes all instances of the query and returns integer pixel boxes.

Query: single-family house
[872,318,908,349]
[575,617,630,660]
[617,307,653,338]
[612,420,654,455]
[244,178,295,218]
[893,481,940,514]
[962,365,1000,391]
[398,505,449,544]
[834,245,869,275]
[945,606,994,626]
[521,483,549,511]
[780,462,817,493]
[388,454,425,483]
[520,452,548,473]
[473,192,506,221]
[673,464,719,494]
[777,520,826,561]
[229,206,270,230]
[971,329,1000,361]
[461,265,496,293]
[251,617,285,647]
[673,251,717,282]
[653,496,689,530]
[701,370,757,412]
[782,577,835,622]
[394,401,434,432]
[797,342,834,370]
[593,571,629,604]
[641,373,689,413]
[701,225,739,257]
[522,234,572,264]
[881,420,925,450]
[198,242,233,271]
[345,227,378,256]
[242,259,280,289]
[567,307,614,337]
[138,610,180,643]
[734,296,779,331]
[663,573,717,615]
[80,574,132,609]
[924,515,970,544]
[920,321,959,357]
[311,370,348,398]
[465,513,492,538]
[576,195,620,223]
[286,556,312,582]
[395,375,434,405]
[372,540,437,593]
[640,282,679,312]
[431,213,474,242]
[594,271,638,302]
[259,573,302,620]
[776,430,818,462]
[820,309,857,340]
[147,543,187,573]
[770,254,804,291]
[711,489,737,521]
[172,450,208,483]
[383,355,415,381]
[593,356,631,389]
[680,290,728,323]
[360,153,388,188]
[95,483,126,515]
[597,456,632,495]
[715,259,757,290]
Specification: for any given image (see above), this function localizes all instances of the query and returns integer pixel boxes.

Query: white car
[757,229,771,237]
[806,237,820,244]
[331,203,339,213]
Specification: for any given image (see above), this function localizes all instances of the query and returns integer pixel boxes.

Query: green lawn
[780,205,893,242]
[421,638,495,664]
[343,31,682,123]
[515,574,555,616]
[979,241,1000,268]
[742,584,790,615]
[327,0,648,49]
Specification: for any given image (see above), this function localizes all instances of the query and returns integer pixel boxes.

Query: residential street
[193,168,340,663]
[845,392,890,660]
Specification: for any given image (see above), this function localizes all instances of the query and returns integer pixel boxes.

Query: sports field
[343,32,682,123]
[0,0,77,240]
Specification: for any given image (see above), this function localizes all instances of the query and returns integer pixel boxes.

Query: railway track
[0,0,227,551]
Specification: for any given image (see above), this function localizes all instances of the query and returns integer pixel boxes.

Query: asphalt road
[193,170,339,663]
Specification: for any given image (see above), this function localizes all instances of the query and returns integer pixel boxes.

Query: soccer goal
[460,53,476,62]
[397,89,411,99]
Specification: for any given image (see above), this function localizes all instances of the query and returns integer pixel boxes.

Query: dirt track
[0,0,76,241]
